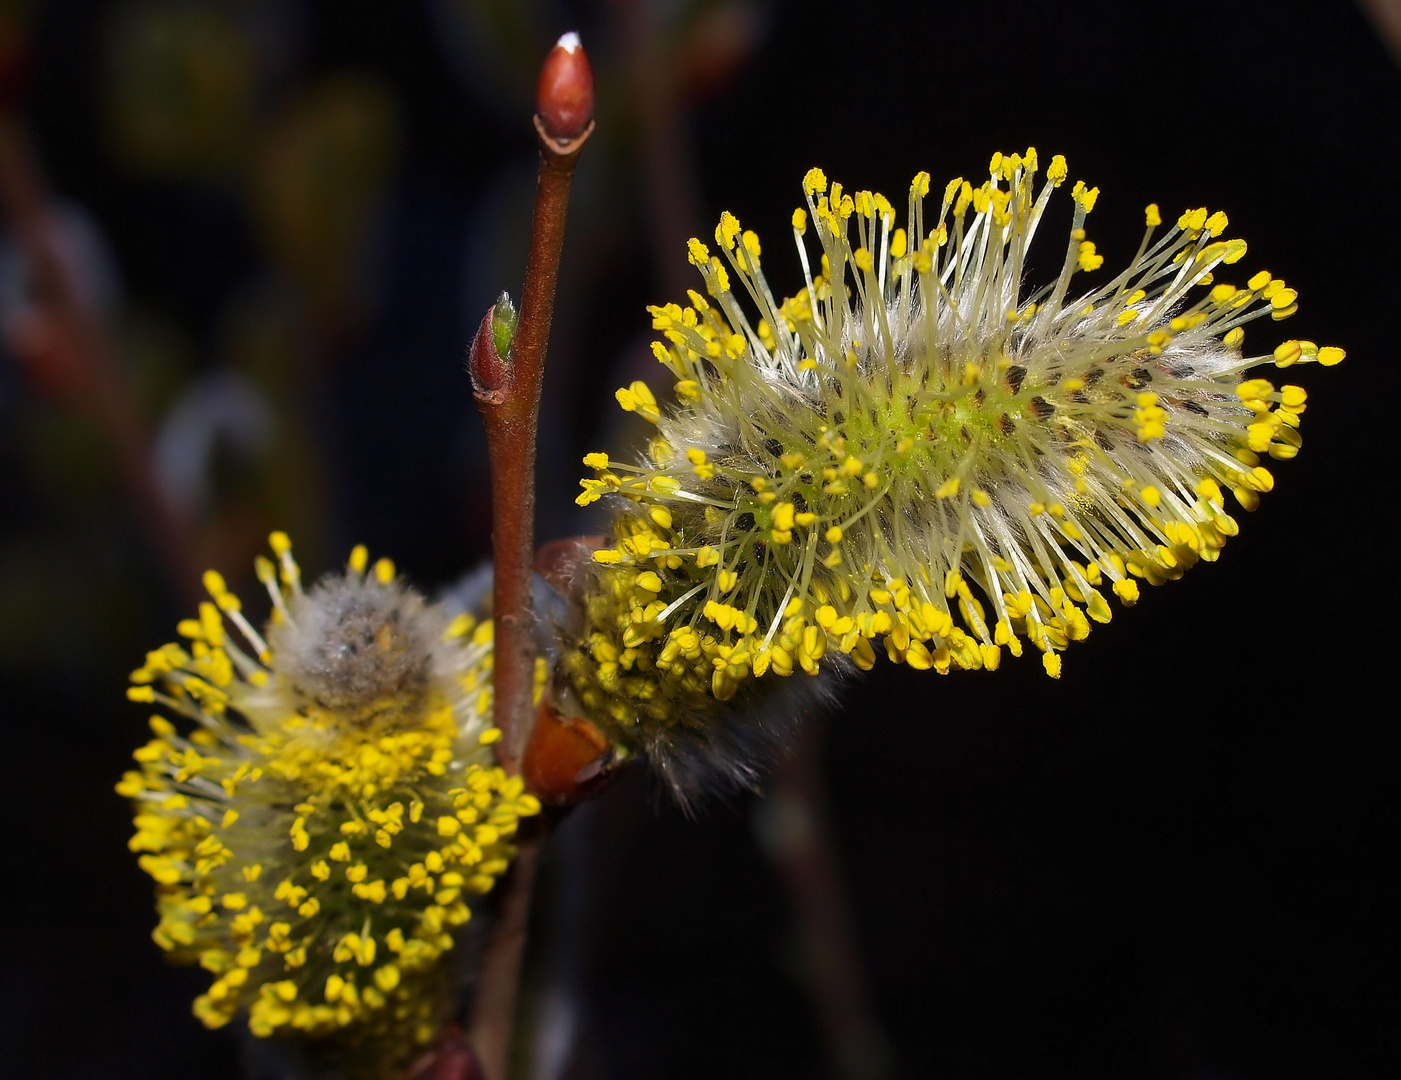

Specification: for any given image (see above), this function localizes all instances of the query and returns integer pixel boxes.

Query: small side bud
[469,293,513,404]
[536,32,594,142]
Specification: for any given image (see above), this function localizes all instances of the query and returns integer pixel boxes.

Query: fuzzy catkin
[564,150,1341,776]
[120,537,540,1076]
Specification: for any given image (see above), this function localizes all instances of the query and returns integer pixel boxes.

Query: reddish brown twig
[471,34,594,776]
[0,113,199,605]
[464,823,545,1080]
[464,33,594,1080]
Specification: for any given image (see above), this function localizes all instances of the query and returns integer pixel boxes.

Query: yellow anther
[715,211,741,251]
[616,380,660,423]
[742,230,762,266]
[1195,477,1223,504]
[1177,207,1208,232]
[1235,379,1274,401]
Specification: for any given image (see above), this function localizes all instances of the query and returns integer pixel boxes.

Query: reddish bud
[536,32,594,141]
[523,701,611,805]
[468,295,512,404]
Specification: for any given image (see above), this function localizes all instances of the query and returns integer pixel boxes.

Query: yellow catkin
[564,150,1334,739]
[121,537,539,1075]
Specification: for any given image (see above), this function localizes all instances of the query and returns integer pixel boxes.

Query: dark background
[1,1,1397,1077]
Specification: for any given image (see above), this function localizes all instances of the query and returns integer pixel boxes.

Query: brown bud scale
[536,32,594,142]
[468,303,509,404]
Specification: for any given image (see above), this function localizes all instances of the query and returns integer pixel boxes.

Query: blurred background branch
[1361,0,1401,58]
[0,111,200,603]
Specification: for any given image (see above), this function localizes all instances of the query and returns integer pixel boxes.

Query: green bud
[492,291,518,361]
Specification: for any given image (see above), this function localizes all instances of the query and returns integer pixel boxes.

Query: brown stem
[465,825,545,1080]
[473,117,593,775]
[0,113,199,605]
[463,34,594,1080]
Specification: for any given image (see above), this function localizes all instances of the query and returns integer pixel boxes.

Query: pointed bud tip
[491,290,518,361]
[537,32,594,141]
